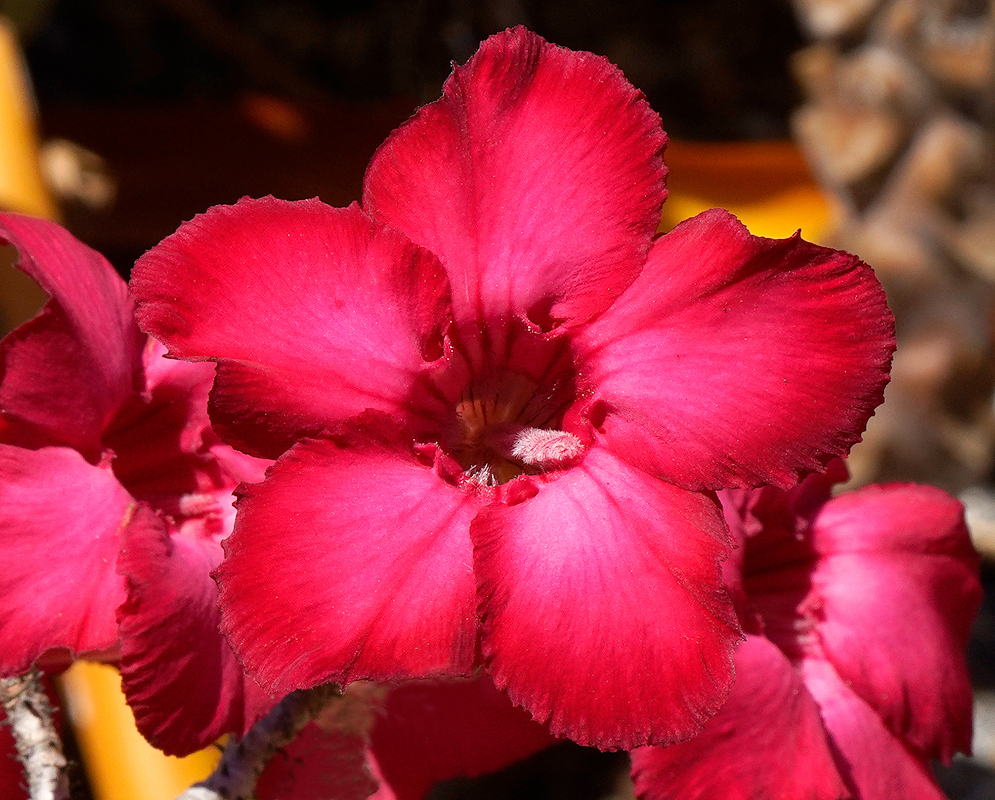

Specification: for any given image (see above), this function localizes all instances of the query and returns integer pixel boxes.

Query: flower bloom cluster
[0,22,975,800]
[373,468,979,799]
[326,467,980,799]
[130,25,895,751]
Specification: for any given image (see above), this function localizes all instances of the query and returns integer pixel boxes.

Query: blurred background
[1,0,994,798]
[1,0,810,269]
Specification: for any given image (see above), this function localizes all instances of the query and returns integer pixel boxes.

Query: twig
[177,683,341,800]
[0,670,69,800]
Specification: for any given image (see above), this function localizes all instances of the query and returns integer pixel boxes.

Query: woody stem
[175,683,341,800]
[0,670,70,800]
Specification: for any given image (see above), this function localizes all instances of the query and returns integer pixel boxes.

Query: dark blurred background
[16,0,801,131]
[2,0,805,270]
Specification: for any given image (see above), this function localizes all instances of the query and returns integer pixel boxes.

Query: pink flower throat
[449,369,583,485]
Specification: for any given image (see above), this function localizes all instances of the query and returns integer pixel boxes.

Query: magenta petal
[629,636,847,800]
[576,209,894,490]
[103,342,216,500]
[807,484,979,761]
[473,446,739,749]
[363,27,666,336]
[370,677,557,800]
[0,213,144,458]
[116,514,274,756]
[0,708,28,800]
[0,445,129,674]
[256,721,377,800]
[131,198,452,458]
[216,425,480,694]
[803,658,949,800]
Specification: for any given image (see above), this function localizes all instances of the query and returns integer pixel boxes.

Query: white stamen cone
[504,426,584,468]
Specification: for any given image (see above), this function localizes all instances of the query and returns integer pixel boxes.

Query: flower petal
[806,484,979,761]
[369,677,557,800]
[256,721,377,800]
[0,445,129,675]
[363,27,666,340]
[0,213,144,459]
[803,658,950,800]
[102,341,217,501]
[629,636,847,800]
[575,209,894,490]
[116,511,274,756]
[472,445,739,749]
[0,708,28,800]
[131,198,452,458]
[216,419,480,694]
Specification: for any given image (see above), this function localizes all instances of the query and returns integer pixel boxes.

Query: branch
[0,670,69,800]
[177,683,341,800]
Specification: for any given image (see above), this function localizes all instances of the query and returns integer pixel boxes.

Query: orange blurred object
[60,664,221,800]
[0,16,52,334]
[0,17,56,220]
[240,92,312,142]
[661,139,833,242]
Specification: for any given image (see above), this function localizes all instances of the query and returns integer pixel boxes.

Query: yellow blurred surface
[58,663,220,800]
[0,16,56,220]
[0,16,53,335]
[662,139,832,242]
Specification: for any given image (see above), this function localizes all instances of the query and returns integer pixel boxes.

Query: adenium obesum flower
[0,214,272,754]
[131,27,895,749]
[631,462,981,799]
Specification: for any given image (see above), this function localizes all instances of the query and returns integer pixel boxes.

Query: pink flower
[0,213,272,754]
[630,463,981,799]
[130,27,895,748]
[257,676,556,800]
[365,677,558,800]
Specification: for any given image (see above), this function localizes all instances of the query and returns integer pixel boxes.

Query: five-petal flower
[130,27,895,749]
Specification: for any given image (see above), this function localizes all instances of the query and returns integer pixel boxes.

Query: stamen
[451,369,582,482]
[178,492,221,518]
[493,426,584,469]
[466,464,496,486]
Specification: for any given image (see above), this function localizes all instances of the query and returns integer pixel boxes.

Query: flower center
[451,371,582,485]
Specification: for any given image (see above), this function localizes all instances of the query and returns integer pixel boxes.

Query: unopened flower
[0,214,271,754]
[631,463,980,799]
[131,27,894,749]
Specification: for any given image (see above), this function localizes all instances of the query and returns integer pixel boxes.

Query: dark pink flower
[367,676,558,800]
[130,28,894,749]
[0,213,272,754]
[256,675,556,800]
[630,465,981,799]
